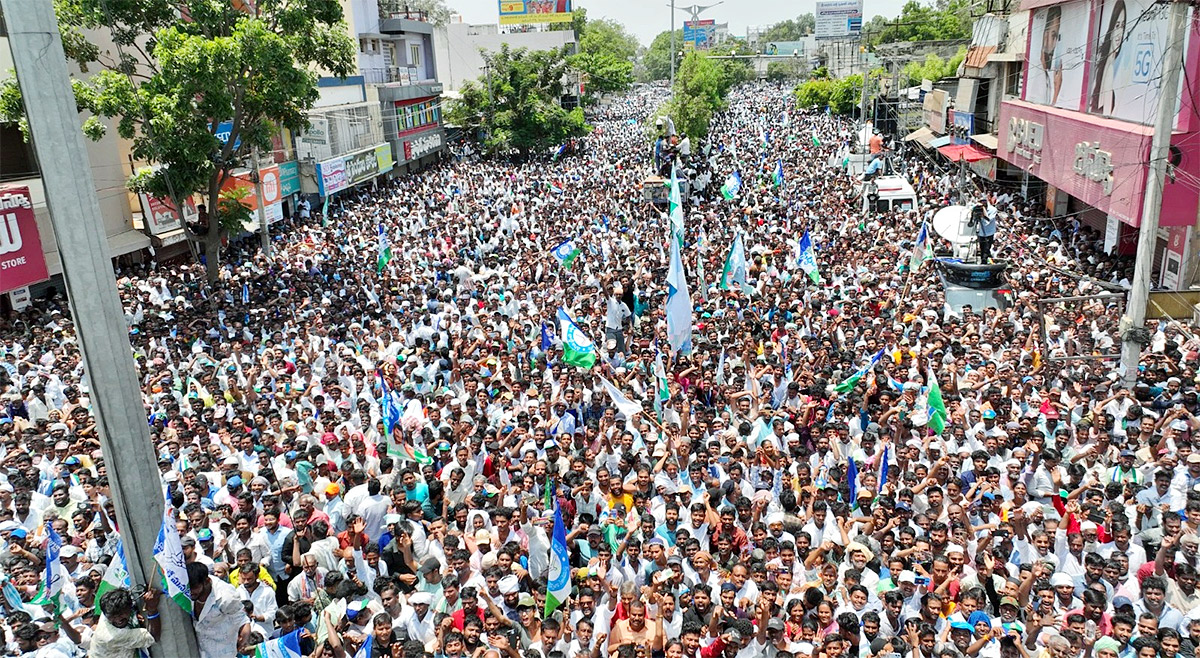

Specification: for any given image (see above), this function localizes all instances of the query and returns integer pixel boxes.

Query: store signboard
[0,186,49,295]
[999,99,1200,227]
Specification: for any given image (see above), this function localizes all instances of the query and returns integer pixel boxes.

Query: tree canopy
[868,0,973,45]
[898,47,967,86]
[0,0,356,284]
[447,44,588,157]
[570,17,638,98]
[641,29,683,82]
[760,14,816,42]
[794,74,863,115]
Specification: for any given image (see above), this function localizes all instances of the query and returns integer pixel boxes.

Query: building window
[0,123,39,182]
[394,98,439,138]
[410,44,421,68]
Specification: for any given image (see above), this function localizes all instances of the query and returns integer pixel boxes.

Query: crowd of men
[0,79,1195,658]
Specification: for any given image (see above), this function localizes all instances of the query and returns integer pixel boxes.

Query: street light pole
[670,0,676,89]
[252,146,270,258]
[0,1,199,656]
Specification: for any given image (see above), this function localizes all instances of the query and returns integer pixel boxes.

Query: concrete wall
[434,23,575,92]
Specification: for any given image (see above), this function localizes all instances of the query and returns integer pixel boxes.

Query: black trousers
[978,234,994,263]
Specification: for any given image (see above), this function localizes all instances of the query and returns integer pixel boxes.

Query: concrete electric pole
[0,2,200,656]
[1120,0,1189,388]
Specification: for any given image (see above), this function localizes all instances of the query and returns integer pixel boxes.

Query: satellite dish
[932,205,975,246]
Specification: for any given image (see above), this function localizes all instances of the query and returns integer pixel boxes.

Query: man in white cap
[402,591,438,648]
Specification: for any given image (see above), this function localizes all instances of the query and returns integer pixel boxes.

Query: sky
[443,0,911,47]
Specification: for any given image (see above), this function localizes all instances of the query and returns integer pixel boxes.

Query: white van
[862,175,918,215]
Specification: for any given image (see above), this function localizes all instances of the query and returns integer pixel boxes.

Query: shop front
[998,99,1200,286]
[315,143,395,199]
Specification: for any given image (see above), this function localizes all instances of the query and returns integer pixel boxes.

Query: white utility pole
[1120,0,1189,387]
[252,145,270,257]
[670,0,677,89]
[0,2,200,656]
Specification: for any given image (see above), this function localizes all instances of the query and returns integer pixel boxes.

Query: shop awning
[106,229,151,257]
[938,144,994,163]
[902,126,936,147]
[971,133,999,150]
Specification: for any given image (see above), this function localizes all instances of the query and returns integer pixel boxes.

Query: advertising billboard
[949,110,975,144]
[1024,1,1088,111]
[220,165,282,211]
[0,187,49,295]
[498,0,573,25]
[683,20,717,51]
[1088,0,1190,124]
[923,89,949,133]
[815,0,863,39]
[139,193,198,236]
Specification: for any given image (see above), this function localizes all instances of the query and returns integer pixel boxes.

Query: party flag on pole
[153,511,193,614]
[376,224,392,273]
[666,236,693,354]
[598,375,642,419]
[544,502,570,616]
[773,159,785,188]
[29,522,64,614]
[556,308,597,369]
[927,368,948,435]
[720,172,742,200]
[719,232,751,296]
[798,231,821,284]
[834,349,885,394]
[551,238,582,270]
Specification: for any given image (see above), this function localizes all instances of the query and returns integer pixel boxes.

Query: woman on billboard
[1089,0,1127,115]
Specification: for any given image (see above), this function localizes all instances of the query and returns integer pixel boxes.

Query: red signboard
[0,186,49,294]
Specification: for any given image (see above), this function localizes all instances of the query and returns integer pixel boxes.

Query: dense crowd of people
[0,78,1196,658]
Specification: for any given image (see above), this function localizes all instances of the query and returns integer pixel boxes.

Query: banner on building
[1024,1,1088,111]
[279,161,301,198]
[683,20,716,51]
[0,187,50,295]
[1088,0,1192,125]
[139,194,198,236]
[923,89,948,133]
[316,144,393,196]
[498,0,573,25]
[816,0,863,39]
[220,165,282,212]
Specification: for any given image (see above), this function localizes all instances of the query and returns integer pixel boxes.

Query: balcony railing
[379,2,428,22]
[361,67,435,86]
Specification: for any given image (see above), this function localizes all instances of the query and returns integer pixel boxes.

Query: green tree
[794,74,862,114]
[663,52,726,138]
[870,0,972,45]
[898,47,966,86]
[549,7,588,34]
[714,40,755,94]
[761,14,816,42]
[766,59,808,82]
[0,0,356,285]
[447,44,588,157]
[570,18,638,97]
[641,29,683,81]
[794,78,836,109]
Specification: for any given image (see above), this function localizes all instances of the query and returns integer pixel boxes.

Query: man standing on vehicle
[973,202,998,263]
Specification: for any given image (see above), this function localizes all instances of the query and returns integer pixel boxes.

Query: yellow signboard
[498,0,574,24]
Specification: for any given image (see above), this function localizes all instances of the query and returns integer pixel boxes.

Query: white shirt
[194,577,249,658]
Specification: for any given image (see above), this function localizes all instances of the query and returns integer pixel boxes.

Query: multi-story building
[0,15,151,309]
[294,0,445,201]
[433,21,577,94]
